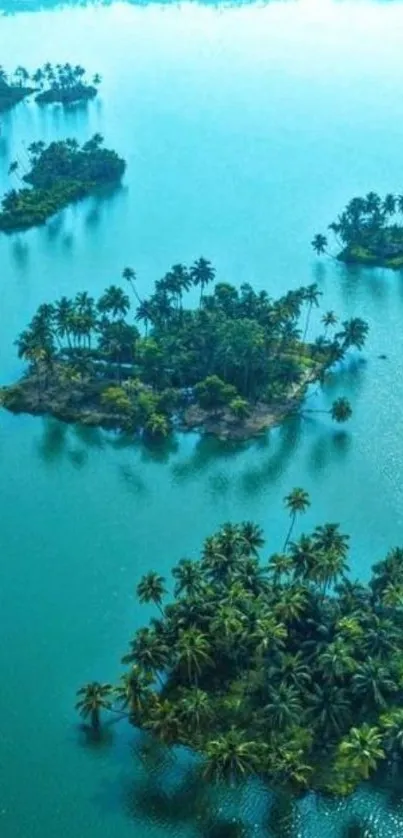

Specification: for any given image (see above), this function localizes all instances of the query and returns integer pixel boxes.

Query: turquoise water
[2,1,403,835]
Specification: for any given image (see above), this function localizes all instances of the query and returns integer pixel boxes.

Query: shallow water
[1,0,403,835]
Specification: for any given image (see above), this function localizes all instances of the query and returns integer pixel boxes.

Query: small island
[76,491,403,797]
[312,192,403,268]
[0,263,368,439]
[33,62,101,105]
[0,65,34,112]
[0,62,100,111]
[0,134,126,232]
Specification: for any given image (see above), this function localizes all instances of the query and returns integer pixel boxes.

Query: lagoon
[1,0,403,835]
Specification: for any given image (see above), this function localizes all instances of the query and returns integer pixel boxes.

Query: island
[33,62,101,105]
[0,263,368,439]
[0,134,126,232]
[0,63,100,111]
[0,65,34,112]
[76,490,403,798]
[312,192,403,268]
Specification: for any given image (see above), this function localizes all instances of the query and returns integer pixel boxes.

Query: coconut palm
[75,681,112,728]
[176,627,212,685]
[337,318,369,351]
[306,683,352,736]
[311,233,328,255]
[97,285,130,319]
[352,660,397,709]
[203,729,262,784]
[122,628,169,683]
[239,521,265,556]
[303,283,322,341]
[321,310,338,332]
[283,487,310,549]
[263,684,302,730]
[136,571,167,614]
[113,665,153,714]
[144,699,182,744]
[337,723,385,780]
[172,558,204,598]
[330,397,352,423]
[190,257,216,304]
[178,687,212,733]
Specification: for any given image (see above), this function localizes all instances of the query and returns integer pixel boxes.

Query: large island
[0,135,125,232]
[312,191,403,268]
[0,264,368,440]
[76,494,403,798]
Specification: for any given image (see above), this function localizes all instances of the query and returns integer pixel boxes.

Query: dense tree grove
[1,265,368,437]
[0,62,100,110]
[0,135,125,231]
[76,493,403,796]
[312,191,403,268]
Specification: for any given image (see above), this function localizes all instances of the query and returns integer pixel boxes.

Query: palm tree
[239,521,265,556]
[337,723,385,780]
[176,627,212,685]
[312,523,349,559]
[122,266,141,303]
[203,729,262,784]
[76,682,112,729]
[97,285,130,319]
[337,318,369,351]
[303,284,322,341]
[321,310,338,333]
[311,233,328,255]
[172,558,204,598]
[318,638,357,682]
[283,487,310,550]
[382,193,396,216]
[122,628,169,684]
[352,660,397,709]
[113,665,153,715]
[178,687,212,733]
[267,552,294,585]
[306,683,352,736]
[330,397,352,423]
[190,257,216,305]
[263,684,302,730]
[144,699,182,744]
[136,571,167,615]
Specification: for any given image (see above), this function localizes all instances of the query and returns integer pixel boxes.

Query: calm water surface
[1,1,403,835]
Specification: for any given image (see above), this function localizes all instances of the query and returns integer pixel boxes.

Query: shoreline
[0,368,317,441]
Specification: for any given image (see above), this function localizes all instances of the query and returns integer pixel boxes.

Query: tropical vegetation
[76,493,403,796]
[0,135,125,232]
[0,62,100,110]
[0,265,368,438]
[312,191,403,268]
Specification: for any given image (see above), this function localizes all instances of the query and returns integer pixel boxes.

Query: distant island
[312,191,403,268]
[0,134,126,232]
[0,65,33,112]
[76,492,403,797]
[0,62,100,111]
[33,62,101,105]
[0,263,368,439]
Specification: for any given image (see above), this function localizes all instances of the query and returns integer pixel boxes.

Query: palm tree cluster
[2,266,368,437]
[33,62,101,105]
[77,491,403,796]
[0,64,33,112]
[0,135,125,232]
[0,62,100,111]
[312,191,403,267]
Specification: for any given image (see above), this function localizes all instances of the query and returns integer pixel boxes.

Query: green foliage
[317,192,403,268]
[0,136,125,232]
[5,265,367,438]
[77,494,403,795]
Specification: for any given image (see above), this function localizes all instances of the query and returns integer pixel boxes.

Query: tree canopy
[1,265,367,439]
[312,192,403,268]
[0,135,125,232]
[76,494,403,796]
